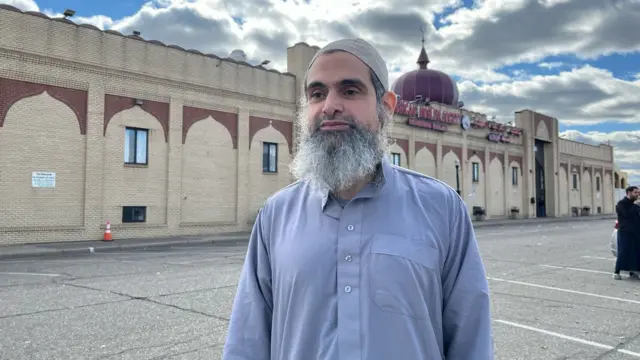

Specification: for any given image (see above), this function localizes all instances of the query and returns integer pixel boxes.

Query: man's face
[289,51,395,194]
[304,51,380,133]
[629,188,639,200]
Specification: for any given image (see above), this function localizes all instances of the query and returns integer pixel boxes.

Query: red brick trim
[442,145,462,162]
[182,106,238,148]
[559,163,568,173]
[391,138,409,158]
[534,113,553,139]
[414,141,436,157]
[509,155,523,171]
[249,116,293,154]
[0,77,87,134]
[489,151,504,165]
[468,148,485,167]
[103,94,169,142]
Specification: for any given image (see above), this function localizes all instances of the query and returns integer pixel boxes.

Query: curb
[0,216,616,260]
[471,215,615,229]
[0,235,250,261]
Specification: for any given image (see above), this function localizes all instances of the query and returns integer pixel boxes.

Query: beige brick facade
[0,6,624,245]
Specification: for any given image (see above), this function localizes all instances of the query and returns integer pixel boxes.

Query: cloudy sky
[4,0,639,184]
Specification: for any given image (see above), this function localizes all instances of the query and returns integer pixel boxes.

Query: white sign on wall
[32,171,56,188]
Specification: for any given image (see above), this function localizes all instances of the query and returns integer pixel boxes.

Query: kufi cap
[305,38,389,91]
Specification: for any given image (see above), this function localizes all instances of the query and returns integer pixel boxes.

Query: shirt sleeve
[616,200,630,219]
[616,201,624,217]
[222,208,273,360]
[441,194,494,360]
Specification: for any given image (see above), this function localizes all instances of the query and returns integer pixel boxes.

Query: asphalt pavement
[1,218,639,360]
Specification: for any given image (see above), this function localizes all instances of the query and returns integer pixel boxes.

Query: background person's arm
[441,193,494,359]
[222,209,273,360]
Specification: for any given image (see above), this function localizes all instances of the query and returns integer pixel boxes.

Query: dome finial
[417,25,430,69]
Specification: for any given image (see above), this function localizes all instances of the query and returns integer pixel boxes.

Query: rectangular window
[124,127,148,165]
[596,177,600,192]
[511,167,518,186]
[472,162,480,183]
[572,173,578,189]
[391,153,401,166]
[263,142,278,173]
[122,206,146,223]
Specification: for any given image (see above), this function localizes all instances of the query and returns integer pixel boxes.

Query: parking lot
[1,218,639,359]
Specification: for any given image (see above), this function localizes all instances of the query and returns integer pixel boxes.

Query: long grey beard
[290,119,389,194]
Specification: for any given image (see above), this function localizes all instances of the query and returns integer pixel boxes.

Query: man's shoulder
[617,197,630,207]
[392,165,461,202]
[259,179,310,213]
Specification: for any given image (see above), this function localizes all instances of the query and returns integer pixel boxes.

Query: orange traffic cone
[103,221,113,241]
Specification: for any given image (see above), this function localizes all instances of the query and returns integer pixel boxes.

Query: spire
[417,25,430,69]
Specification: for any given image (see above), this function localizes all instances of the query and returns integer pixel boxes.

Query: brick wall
[0,7,297,245]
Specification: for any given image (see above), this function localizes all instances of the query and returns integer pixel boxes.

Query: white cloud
[2,0,638,180]
[1,0,37,11]
[458,65,640,125]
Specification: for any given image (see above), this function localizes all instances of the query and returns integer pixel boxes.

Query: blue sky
[35,0,142,19]
[3,0,639,183]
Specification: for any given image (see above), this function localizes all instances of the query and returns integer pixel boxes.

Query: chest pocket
[368,234,440,320]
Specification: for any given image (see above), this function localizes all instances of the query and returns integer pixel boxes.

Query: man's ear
[382,91,398,113]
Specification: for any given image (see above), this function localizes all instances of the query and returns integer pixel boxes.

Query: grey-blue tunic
[223,156,494,360]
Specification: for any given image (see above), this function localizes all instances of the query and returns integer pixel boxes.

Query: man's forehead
[306,52,371,85]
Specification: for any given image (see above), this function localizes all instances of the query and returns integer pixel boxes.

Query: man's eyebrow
[339,78,367,88]
[306,78,367,91]
[306,81,326,91]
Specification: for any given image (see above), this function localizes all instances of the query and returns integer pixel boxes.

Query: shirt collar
[320,154,394,211]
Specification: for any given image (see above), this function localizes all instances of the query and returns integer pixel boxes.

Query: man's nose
[321,92,344,118]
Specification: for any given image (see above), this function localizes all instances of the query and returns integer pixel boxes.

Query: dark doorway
[534,139,546,217]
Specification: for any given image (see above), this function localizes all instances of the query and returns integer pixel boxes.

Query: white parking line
[582,256,615,261]
[487,277,640,304]
[477,230,542,237]
[495,319,640,357]
[0,272,62,277]
[539,264,614,275]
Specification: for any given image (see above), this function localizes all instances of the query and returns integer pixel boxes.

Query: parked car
[611,220,618,257]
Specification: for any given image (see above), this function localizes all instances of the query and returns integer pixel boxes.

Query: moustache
[312,116,358,132]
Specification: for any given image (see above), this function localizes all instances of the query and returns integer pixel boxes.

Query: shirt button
[345,254,352,261]
[344,285,352,293]
[347,225,354,231]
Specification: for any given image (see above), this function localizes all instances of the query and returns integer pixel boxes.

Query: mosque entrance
[534,139,547,217]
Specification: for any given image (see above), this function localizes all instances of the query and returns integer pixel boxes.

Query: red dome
[391,47,459,106]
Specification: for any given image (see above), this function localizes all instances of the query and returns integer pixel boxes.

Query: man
[613,185,640,280]
[223,38,494,360]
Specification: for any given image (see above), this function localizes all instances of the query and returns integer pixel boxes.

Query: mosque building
[0,5,627,245]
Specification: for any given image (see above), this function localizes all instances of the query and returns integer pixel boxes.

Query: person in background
[613,185,640,280]
[223,38,494,360]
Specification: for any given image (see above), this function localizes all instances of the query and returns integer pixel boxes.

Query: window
[472,162,480,183]
[391,153,401,166]
[263,142,278,173]
[596,177,600,192]
[122,206,146,223]
[511,167,518,186]
[124,127,148,165]
[572,173,578,189]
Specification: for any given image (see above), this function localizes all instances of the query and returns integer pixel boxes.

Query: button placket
[335,201,362,357]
